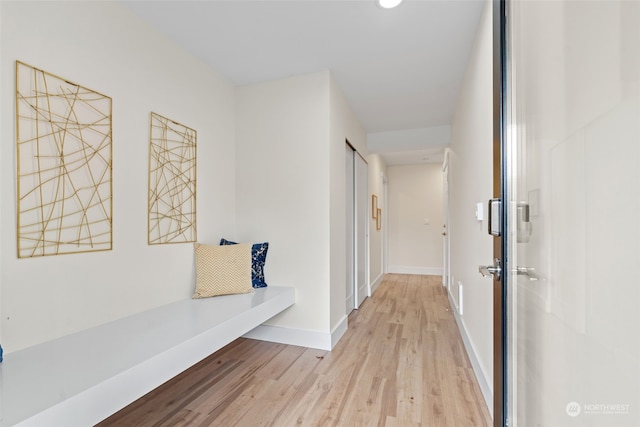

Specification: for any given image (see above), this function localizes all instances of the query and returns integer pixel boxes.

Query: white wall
[367,154,387,293]
[1,1,237,352]
[386,163,443,275]
[448,0,494,411]
[235,71,331,340]
[236,71,365,349]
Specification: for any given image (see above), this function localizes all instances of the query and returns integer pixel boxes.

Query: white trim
[243,324,332,351]
[330,315,349,349]
[448,292,493,417]
[387,266,443,276]
[370,273,384,295]
[243,315,350,351]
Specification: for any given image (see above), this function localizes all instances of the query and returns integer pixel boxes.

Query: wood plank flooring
[98,274,492,426]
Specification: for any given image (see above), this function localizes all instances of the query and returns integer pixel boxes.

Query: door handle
[479,258,502,280]
[478,263,541,281]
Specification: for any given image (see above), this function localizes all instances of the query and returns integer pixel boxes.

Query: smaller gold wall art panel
[16,61,113,258]
[148,112,197,245]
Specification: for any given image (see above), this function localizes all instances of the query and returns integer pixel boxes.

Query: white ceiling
[123,0,484,164]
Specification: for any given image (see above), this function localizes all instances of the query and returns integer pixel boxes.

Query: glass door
[504,0,640,426]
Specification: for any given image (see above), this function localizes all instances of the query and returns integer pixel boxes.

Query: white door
[442,149,451,290]
[345,143,355,313]
[354,152,369,308]
[502,1,640,426]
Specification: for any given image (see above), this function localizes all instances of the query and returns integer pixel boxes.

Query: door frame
[442,148,452,290]
[492,0,508,426]
[346,141,369,311]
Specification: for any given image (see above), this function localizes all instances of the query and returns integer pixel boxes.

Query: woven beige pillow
[193,243,253,298]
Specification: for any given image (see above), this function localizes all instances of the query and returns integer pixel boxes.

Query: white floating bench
[0,286,295,427]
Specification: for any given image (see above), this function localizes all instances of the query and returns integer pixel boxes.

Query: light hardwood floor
[98,274,492,426]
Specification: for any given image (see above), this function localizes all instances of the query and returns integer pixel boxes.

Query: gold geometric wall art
[15,61,113,258]
[148,112,197,245]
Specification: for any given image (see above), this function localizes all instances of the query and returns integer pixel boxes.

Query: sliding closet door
[354,151,369,309]
[345,144,355,313]
[346,143,369,311]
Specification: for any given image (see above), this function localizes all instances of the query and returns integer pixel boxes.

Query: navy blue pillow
[220,238,268,288]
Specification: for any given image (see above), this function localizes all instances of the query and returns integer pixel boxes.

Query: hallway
[101,274,491,426]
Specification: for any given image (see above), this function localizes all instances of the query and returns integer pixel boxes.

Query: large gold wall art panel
[16,61,113,258]
[148,112,197,245]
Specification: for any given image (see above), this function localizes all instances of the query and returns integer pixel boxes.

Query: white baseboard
[243,315,350,351]
[388,266,443,276]
[370,273,384,295]
[243,324,331,351]
[447,292,493,417]
[330,315,348,349]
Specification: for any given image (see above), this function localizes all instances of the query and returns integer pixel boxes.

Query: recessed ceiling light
[377,0,403,9]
